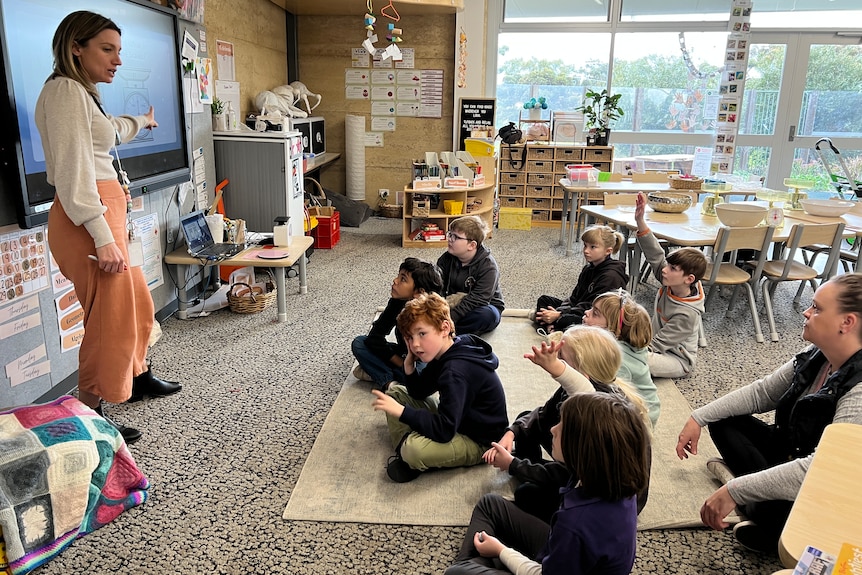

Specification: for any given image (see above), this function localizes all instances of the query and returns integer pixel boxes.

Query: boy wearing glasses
[634,193,707,378]
[437,215,505,335]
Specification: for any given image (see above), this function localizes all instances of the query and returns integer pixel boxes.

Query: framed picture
[551,111,584,144]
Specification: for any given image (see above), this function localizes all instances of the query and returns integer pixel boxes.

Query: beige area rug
[283,310,727,529]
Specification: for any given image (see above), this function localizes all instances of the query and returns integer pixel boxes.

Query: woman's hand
[144,106,158,130]
[94,242,127,274]
[483,442,514,472]
[524,340,565,378]
[700,485,738,530]
[676,416,703,460]
[473,532,505,558]
[371,389,404,419]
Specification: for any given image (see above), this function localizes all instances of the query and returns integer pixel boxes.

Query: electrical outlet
[378,188,389,199]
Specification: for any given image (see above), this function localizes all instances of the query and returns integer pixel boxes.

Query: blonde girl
[584,289,661,427]
[532,224,628,332]
[484,325,650,521]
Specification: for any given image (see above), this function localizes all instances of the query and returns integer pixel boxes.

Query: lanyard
[91,93,135,240]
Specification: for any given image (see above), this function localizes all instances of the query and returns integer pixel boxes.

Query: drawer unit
[500,145,526,161]
[527,173,555,186]
[499,196,525,208]
[526,146,554,160]
[500,184,525,196]
[527,197,552,210]
[500,171,526,185]
[525,185,552,198]
[555,148,584,163]
[531,209,550,221]
[584,148,612,163]
[526,160,553,173]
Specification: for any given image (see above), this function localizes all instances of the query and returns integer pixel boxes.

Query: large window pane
[733,146,772,181]
[503,0,609,23]
[495,33,611,129]
[621,0,727,22]
[738,44,786,136]
[797,45,862,139]
[750,1,862,28]
[792,147,862,196]
[610,33,725,134]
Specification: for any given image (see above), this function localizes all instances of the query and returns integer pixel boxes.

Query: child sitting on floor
[446,392,651,575]
[583,289,660,427]
[371,292,508,483]
[532,224,628,333]
[635,192,707,379]
[485,325,650,522]
[351,257,443,390]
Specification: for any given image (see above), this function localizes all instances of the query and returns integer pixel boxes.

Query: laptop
[180,210,245,259]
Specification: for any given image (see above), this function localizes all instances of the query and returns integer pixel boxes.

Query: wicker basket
[228,270,277,314]
[669,175,704,190]
[378,203,402,218]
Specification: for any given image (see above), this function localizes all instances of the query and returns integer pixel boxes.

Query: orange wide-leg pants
[48,180,154,404]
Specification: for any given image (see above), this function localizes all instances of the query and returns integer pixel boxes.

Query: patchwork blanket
[0,396,149,574]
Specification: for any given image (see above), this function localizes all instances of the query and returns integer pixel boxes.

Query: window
[504,0,609,23]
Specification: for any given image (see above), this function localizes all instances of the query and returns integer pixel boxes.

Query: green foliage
[498,57,578,85]
[211,97,225,115]
[576,89,624,129]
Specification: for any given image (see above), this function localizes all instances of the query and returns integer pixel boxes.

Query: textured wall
[205,0,289,120]
[296,14,456,205]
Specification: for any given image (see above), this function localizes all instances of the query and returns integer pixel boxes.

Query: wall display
[0,225,49,304]
[458,98,496,151]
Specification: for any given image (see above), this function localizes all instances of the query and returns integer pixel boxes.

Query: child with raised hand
[635,192,707,378]
[532,224,628,333]
[446,392,651,575]
[485,325,650,521]
[352,257,443,390]
[583,289,660,427]
[371,292,508,483]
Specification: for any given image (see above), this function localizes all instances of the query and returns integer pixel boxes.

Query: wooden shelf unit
[401,180,496,247]
[498,143,613,226]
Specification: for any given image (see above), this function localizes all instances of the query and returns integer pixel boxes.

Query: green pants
[385,384,485,471]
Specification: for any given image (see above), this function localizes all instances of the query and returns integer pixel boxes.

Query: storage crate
[311,211,340,248]
[584,148,612,162]
[527,173,554,185]
[443,200,464,215]
[500,184,525,196]
[531,209,550,221]
[526,185,552,198]
[527,197,551,209]
[500,171,526,185]
[526,147,554,160]
[500,196,525,208]
[500,145,525,161]
[555,148,583,162]
[498,207,532,230]
[526,160,553,173]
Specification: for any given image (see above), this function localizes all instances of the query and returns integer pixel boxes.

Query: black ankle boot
[129,369,182,402]
[95,403,142,444]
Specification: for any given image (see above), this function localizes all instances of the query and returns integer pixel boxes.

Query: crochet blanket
[0,396,149,574]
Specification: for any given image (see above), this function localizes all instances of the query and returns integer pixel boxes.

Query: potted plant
[576,89,624,146]
[211,97,227,132]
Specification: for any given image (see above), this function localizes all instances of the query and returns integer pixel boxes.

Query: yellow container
[464,138,495,157]
[498,207,532,230]
[443,200,464,215]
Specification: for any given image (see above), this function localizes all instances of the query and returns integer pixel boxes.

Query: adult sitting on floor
[675,272,862,554]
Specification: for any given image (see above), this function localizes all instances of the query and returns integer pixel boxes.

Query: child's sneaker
[386,455,422,483]
[352,365,373,382]
[706,457,735,485]
[732,521,777,554]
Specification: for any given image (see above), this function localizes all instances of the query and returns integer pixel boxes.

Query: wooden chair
[758,222,845,342]
[702,224,775,343]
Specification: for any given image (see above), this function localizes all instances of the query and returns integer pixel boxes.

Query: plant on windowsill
[576,89,624,146]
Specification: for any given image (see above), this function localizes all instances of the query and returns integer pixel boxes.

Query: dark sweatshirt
[554,256,629,330]
[437,245,505,323]
[364,297,407,362]
[399,334,508,446]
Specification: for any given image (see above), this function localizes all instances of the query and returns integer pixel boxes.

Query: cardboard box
[498,207,532,230]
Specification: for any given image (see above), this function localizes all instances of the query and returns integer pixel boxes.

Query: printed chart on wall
[0,224,52,387]
[50,253,84,354]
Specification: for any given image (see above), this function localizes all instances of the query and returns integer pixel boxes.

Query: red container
[311,211,340,248]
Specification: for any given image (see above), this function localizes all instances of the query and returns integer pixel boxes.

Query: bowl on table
[646,192,692,213]
[714,202,767,227]
[799,199,855,217]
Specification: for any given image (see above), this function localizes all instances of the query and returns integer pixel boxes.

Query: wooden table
[778,423,862,568]
[558,179,671,256]
[165,235,313,323]
[579,202,852,293]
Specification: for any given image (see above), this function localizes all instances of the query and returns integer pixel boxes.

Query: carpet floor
[34,216,805,574]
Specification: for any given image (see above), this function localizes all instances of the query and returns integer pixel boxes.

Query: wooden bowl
[647,192,692,213]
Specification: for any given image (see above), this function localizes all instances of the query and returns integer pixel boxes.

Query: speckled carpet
[35,216,806,574]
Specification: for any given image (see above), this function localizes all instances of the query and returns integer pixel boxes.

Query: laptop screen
[180,210,214,253]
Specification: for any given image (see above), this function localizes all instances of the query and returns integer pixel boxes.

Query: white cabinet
[213,130,305,235]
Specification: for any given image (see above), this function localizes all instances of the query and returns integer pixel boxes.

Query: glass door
[736,33,862,194]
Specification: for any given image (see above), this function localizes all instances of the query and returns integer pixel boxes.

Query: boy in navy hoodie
[372,292,508,483]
